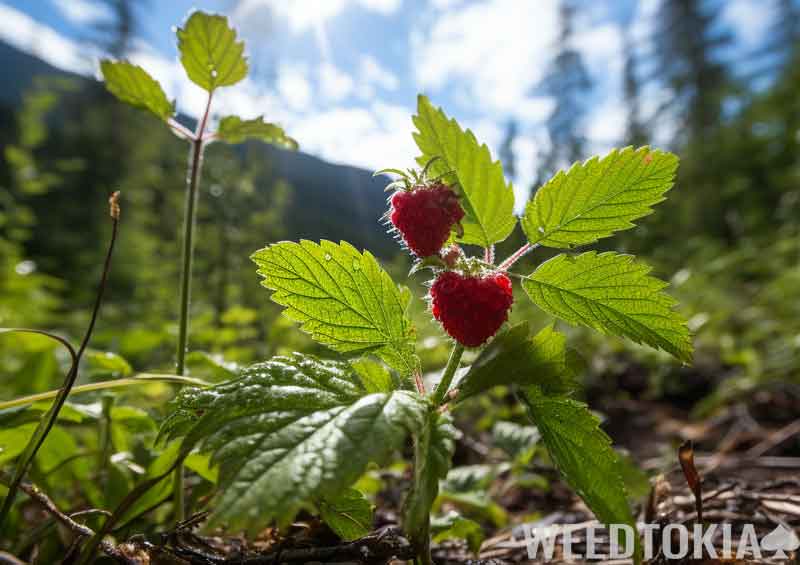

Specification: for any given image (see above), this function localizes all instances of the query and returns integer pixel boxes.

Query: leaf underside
[160,354,427,532]
[413,95,516,248]
[100,60,174,120]
[252,240,419,376]
[522,146,678,248]
[523,251,692,362]
[177,11,248,91]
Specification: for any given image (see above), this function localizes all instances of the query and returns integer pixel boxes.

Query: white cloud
[358,0,402,14]
[413,0,559,115]
[0,2,94,73]
[319,62,354,101]
[52,0,110,25]
[277,64,313,111]
[234,0,401,35]
[359,54,399,92]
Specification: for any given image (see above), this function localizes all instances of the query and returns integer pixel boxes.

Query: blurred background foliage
[0,0,799,548]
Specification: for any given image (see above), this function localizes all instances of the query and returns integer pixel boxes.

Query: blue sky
[0,0,774,204]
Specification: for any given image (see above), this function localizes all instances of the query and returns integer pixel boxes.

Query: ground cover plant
[0,9,701,565]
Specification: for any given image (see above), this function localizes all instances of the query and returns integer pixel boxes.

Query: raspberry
[430,271,513,347]
[389,183,464,257]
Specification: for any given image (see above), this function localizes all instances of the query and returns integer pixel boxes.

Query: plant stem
[173,91,212,523]
[0,194,120,530]
[498,242,538,271]
[432,343,464,406]
[0,374,210,411]
[176,93,212,375]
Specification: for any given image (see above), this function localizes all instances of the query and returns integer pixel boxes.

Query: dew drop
[538,226,545,234]
[210,69,218,78]
[324,253,332,261]
[352,261,361,271]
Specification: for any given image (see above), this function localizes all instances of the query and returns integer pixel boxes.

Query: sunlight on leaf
[216,116,298,149]
[523,252,692,362]
[522,146,678,248]
[252,240,419,376]
[177,11,248,91]
[413,95,516,248]
[100,60,175,120]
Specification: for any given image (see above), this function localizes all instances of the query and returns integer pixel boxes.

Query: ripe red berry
[389,183,464,257]
[430,271,513,347]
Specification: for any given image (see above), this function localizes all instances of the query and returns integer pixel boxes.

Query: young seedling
[161,94,692,564]
[99,10,296,522]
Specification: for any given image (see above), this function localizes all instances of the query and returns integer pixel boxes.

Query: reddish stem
[498,243,537,271]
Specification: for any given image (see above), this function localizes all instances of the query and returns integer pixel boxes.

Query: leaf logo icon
[761,524,800,558]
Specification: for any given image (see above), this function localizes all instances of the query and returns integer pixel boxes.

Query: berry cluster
[385,170,513,348]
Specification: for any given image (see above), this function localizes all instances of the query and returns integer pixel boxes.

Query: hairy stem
[498,242,538,271]
[432,343,465,406]
[0,195,120,530]
[174,91,212,523]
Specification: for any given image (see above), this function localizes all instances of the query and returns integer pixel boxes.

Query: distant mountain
[0,40,397,257]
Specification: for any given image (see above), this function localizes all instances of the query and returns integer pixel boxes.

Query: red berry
[430,271,513,347]
[389,183,464,257]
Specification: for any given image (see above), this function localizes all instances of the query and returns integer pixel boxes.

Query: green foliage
[522,147,678,248]
[177,12,248,91]
[117,440,181,526]
[457,323,578,401]
[521,388,639,560]
[491,421,540,460]
[160,355,427,531]
[350,358,395,393]
[431,511,484,554]
[217,116,298,149]
[403,411,456,550]
[319,488,374,541]
[523,252,692,362]
[99,61,174,121]
[252,240,419,376]
[412,95,516,248]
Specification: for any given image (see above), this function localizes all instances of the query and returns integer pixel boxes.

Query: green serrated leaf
[319,488,373,541]
[412,95,516,248]
[523,146,678,248]
[521,389,640,562]
[161,354,427,532]
[177,11,248,91]
[216,116,298,149]
[351,358,395,393]
[431,511,485,554]
[100,60,174,120]
[522,252,692,362]
[456,323,578,401]
[251,240,419,376]
[403,410,456,552]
